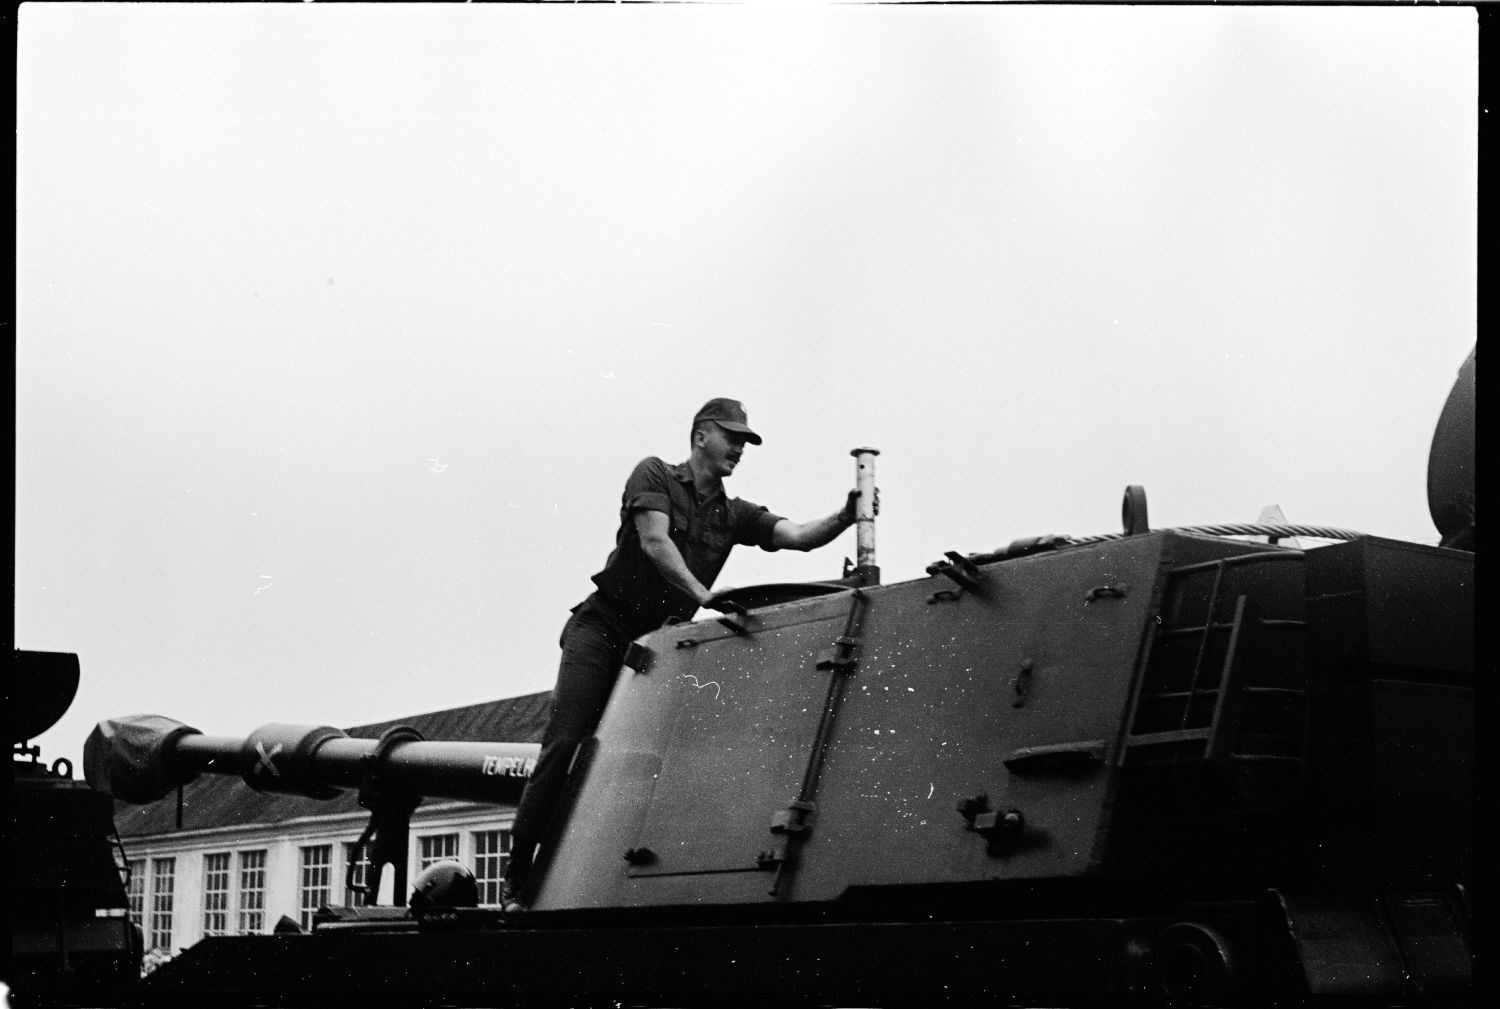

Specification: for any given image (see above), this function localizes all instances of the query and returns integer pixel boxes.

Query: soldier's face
[697,424,751,477]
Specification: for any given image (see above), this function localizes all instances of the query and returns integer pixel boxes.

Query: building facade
[113,693,549,954]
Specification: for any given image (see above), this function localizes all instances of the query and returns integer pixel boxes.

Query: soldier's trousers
[508,593,636,876]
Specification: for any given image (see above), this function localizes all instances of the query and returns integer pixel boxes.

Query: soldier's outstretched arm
[769,489,868,552]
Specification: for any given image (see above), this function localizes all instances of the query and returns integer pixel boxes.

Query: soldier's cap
[693,398,762,445]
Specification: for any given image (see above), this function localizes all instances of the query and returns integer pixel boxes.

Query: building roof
[114,692,551,839]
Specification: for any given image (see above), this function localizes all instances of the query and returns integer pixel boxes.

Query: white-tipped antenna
[850,447,880,585]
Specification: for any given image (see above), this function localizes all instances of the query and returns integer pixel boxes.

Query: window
[417,833,459,872]
[149,857,175,951]
[343,842,374,905]
[202,852,231,936]
[298,845,333,931]
[237,850,266,935]
[472,830,511,906]
[125,858,146,929]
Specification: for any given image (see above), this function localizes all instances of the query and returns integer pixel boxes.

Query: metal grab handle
[1003,739,1108,774]
[850,447,880,584]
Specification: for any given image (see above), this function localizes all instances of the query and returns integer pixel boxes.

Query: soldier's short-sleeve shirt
[590,457,783,632]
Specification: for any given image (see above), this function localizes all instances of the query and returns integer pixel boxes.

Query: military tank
[8,651,142,1006]
[63,349,1475,1007]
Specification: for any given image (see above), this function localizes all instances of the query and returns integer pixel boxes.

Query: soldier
[503,398,865,910]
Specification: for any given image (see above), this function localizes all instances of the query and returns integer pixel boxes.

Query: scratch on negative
[681,674,721,701]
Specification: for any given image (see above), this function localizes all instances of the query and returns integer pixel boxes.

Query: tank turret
[83,517,1472,1005]
[76,370,1474,1005]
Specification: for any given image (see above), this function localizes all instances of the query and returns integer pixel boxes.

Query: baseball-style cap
[692,398,763,445]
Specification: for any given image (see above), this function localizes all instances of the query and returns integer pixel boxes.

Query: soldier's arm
[634,510,715,608]
[769,490,861,552]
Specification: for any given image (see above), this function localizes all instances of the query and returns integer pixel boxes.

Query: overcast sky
[16,3,1476,768]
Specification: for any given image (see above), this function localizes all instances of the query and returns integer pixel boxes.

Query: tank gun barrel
[84,714,539,807]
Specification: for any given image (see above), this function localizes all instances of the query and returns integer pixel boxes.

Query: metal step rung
[1158,623,1231,639]
[1139,686,1304,704]
[1125,732,1305,759]
[1142,689,1220,701]
[1126,728,1212,747]
[1159,618,1309,640]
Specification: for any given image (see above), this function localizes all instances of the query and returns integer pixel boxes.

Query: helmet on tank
[408,860,479,910]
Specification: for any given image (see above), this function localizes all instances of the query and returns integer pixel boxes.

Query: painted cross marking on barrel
[254,741,283,777]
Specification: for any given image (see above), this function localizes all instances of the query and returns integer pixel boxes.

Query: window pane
[237,851,267,935]
[343,842,374,906]
[202,852,231,937]
[298,845,332,932]
[471,830,512,907]
[126,859,146,929]
[417,833,459,872]
[149,857,175,951]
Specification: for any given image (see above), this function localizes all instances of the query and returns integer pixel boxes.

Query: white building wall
[122,803,515,954]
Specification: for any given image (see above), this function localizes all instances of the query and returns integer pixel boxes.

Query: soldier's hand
[844,487,880,524]
[704,589,749,616]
